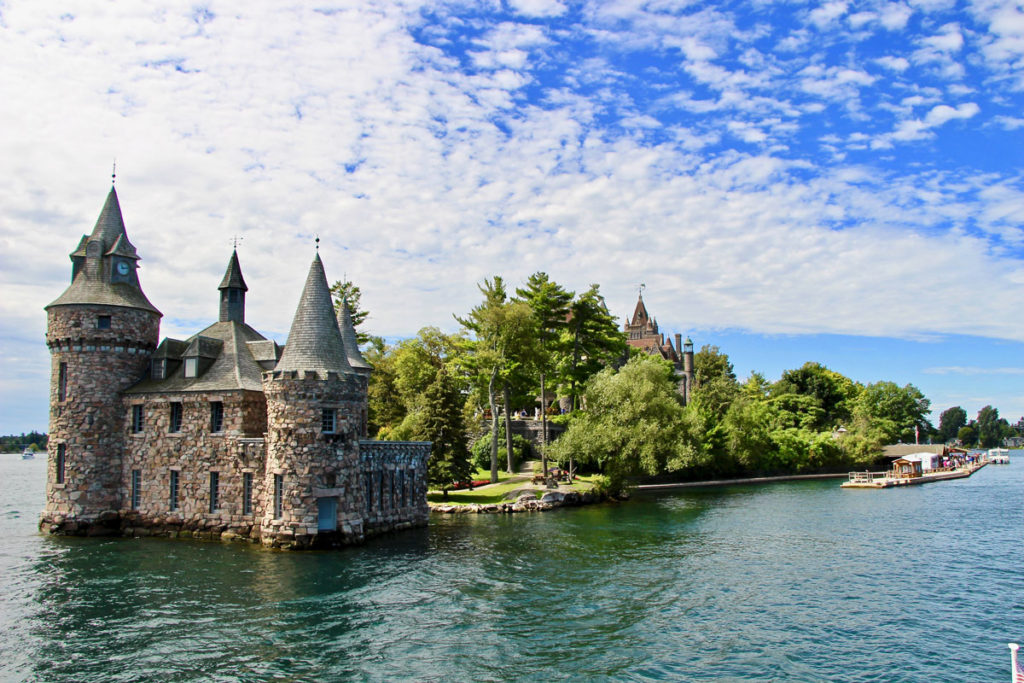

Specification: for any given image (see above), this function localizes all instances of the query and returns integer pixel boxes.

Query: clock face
[116,261,130,275]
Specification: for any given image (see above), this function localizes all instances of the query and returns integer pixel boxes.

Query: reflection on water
[1,455,1022,681]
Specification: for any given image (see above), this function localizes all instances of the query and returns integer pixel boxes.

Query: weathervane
[111,159,117,186]
[231,235,244,250]
[638,283,646,298]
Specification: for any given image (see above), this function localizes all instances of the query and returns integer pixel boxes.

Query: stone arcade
[40,186,430,549]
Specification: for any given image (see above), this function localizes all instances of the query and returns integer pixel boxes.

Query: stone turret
[261,253,367,548]
[218,249,247,324]
[41,186,162,535]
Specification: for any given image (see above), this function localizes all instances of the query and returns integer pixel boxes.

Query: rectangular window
[56,444,66,484]
[210,401,224,433]
[169,402,182,433]
[209,472,220,512]
[322,408,336,434]
[131,405,144,433]
[169,470,179,511]
[184,357,198,378]
[152,360,165,380]
[273,474,283,519]
[243,472,253,515]
[58,362,67,401]
[97,315,111,330]
[131,469,141,510]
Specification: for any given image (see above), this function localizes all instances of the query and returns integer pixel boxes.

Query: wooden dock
[841,461,988,489]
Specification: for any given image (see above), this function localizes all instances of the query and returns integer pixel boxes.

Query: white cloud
[875,55,911,71]
[879,2,913,30]
[808,1,848,29]
[507,0,568,18]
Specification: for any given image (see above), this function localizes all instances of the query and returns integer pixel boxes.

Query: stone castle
[40,186,430,549]
[623,292,695,403]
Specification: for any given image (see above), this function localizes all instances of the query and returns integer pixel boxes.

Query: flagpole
[1010,642,1019,682]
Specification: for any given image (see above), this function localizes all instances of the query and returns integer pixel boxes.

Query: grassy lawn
[427,479,538,505]
[469,467,518,483]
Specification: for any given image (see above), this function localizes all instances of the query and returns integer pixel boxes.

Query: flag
[1016,658,1024,683]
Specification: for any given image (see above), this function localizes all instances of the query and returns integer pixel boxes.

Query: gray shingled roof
[274,253,353,376]
[337,298,372,374]
[218,249,248,291]
[47,187,159,314]
[90,188,138,258]
[126,321,268,393]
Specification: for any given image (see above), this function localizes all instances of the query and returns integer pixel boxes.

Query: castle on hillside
[40,185,430,549]
[623,292,695,404]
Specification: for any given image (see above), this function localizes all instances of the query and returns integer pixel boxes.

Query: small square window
[322,408,336,434]
[97,316,111,330]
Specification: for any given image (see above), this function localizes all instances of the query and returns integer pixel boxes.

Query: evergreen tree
[329,279,371,345]
[423,368,472,495]
[515,272,572,475]
[561,284,626,411]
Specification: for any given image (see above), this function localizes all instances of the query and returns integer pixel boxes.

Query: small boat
[988,448,1010,464]
[21,448,35,460]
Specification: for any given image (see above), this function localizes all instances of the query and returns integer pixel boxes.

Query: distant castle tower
[43,187,162,533]
[623,291,694,404]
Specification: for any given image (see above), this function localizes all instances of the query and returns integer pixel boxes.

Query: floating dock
[841,461,987,489]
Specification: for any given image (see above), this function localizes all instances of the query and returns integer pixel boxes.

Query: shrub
[470,428,532,471]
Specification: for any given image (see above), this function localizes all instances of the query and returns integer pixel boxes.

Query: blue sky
[1,0,1023,434]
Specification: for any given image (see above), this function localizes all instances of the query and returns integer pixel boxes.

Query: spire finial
[231,235,243,250]
[111,159,117,186]
[315,234,320,251]
[638,283,646,299]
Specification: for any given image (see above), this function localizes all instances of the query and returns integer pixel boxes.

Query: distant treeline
[0,431,47,451]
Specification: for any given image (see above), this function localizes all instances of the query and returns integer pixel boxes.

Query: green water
[1,455,1021,681]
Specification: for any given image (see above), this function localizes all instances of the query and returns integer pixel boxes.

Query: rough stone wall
[119,389,268,540]
[261,371,368,549]
[360,441,430,535]
[42,304,159,533]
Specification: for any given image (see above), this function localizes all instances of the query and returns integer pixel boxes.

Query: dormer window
[184,357,198,378]
[152,359,167,380]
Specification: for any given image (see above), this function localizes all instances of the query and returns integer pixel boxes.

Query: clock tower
[41,185,162,535]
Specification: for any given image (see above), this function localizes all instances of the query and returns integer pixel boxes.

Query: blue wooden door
[317,497,337,531]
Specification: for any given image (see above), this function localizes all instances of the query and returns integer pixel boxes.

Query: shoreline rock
[429,489,603,514]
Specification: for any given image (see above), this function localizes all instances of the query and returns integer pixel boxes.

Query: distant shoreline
[635,472,849,491]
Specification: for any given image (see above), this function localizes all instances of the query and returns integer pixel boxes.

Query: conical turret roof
[337,298,371,373]
[218,249,248,291]
[91,187,137,258]
[274,253,353,375]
